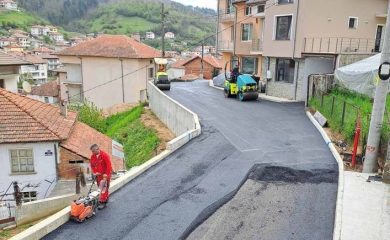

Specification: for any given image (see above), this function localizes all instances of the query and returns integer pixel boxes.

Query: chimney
[60,100,68,118]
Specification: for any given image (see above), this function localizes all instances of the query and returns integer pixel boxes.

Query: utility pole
[201,42,204,79]
[161,3,166,58]
[363,2,390,173]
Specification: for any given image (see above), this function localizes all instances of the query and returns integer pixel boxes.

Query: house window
[10,149,35,173]
[44,97,50,103]
[245,6,252,16]
[276,59,295,83]
[226,0,233,14]
[148,68,154,78]
[241,23,253,41]
[278,0,294,4]
[275,15,292,40]
[22,191,37,203]
[257,5,265,13]
[0,79,4,88]
[242,57,258,75]
[349,17,358,29]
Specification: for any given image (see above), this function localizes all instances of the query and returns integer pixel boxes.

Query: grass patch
[74,103,160,168]
[0,10,47,29]
[310,87,390,143]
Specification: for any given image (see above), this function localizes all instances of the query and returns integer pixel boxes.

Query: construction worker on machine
[90,144,112,210]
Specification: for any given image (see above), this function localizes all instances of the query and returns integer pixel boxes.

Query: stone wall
[337,53,375,68]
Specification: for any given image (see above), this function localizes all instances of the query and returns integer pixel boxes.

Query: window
[275,15,292,40]
[226,0,233,14]
[257,5,265,13]
[148,68,154,78]
[0,79,4,88]
[10,149,35,173]
[278,0,294,4]
[22,191,37,203]
[348,17,358,29]
[242,57,258,75]
[241,23,253,41]
[276,59,295,83]
[245,6,252,16]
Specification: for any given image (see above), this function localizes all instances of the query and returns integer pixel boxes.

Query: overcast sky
[172,0,217,10]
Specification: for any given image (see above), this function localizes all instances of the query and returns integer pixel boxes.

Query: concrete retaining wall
[15,194,77,226]
[147,81,200,137]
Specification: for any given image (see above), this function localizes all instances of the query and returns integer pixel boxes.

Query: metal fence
[308,77,390,164]
[0,204,15,229]
[303,37,379,54]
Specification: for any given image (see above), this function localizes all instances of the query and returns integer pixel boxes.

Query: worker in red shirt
[90,144,112,209]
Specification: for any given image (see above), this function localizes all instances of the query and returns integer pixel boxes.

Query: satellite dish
[22,81,32,93]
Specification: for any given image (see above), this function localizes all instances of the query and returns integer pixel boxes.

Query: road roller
[154,58,170,91]
[223,63,258,101]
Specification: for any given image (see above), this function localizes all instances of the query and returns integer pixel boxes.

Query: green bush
[70,101,107,133]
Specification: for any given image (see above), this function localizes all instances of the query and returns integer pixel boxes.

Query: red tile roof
[60,122,112,160]
[31,81,59,97]
[182,55,223,69]
[0,88,77,143]
[170,59,187,69]
[57,35,161,59]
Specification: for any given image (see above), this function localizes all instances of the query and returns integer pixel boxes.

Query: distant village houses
[145,32,155,40]
[0,0,17,11]
[165,32,175,39]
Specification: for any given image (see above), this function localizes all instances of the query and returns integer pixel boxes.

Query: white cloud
[172,0,217,10]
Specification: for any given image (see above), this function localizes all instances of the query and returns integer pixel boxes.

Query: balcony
[218,40,234,52]
[218,9,235,23]
[251,39,263,53]
[303,37,380,54]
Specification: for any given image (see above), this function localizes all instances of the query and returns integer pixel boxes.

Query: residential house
[54,42,69,52]
[49,32,64,43]
[0,37,13,48]
[167,59,186,80]
[165,32,175,39]
[0,88,124,202]
[193,45,217,55]
[57,35,160,109]
[41,54,61,71]
[30,26,50,36]
[20,55,48,84]
[3,44,24,53]
[145,32,156,40]
[181,55,222,79]
[52,67,77,102]
[12,33,30,48]
[0,51,31,93]
[48,26,58,34]
[0,0,17,11]
[69,37,84,46]
[28,80,59,104]
[29,38,44,49]
[32,47,54,56]
[217,0,388,101]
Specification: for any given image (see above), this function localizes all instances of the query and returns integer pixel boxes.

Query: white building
[12,34,30,48]
[30,26,50,36]
[41,54,61,71]
[49,33,64,43]
[165,32,175,39]
[20,55,48,84]
[0,51,31,93]
[28,80,59,104]
[145,32,155,40]
[0,0,17,11]
[0,37,13,48]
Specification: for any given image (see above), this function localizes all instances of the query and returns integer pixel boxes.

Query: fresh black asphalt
[45,81,338,240]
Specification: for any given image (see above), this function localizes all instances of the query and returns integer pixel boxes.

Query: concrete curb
[208,80,224,91]
[305,111,344,240]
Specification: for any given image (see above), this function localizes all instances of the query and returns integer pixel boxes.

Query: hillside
[17,0,217,47]
[0,10,48,35]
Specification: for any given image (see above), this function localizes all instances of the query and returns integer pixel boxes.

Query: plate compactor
[70,175,107,223]
[223,63,258,101]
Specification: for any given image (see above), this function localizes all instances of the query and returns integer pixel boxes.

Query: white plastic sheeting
[335,54,381,97]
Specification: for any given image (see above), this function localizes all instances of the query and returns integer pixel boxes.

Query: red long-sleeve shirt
[90,150,112,178]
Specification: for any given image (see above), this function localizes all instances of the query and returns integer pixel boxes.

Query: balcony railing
[218,9,235,22]
[251,39,263,52]
[303,37,380,54]
[218,40,234,51]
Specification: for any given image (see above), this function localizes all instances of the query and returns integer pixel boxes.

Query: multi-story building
[20,55,48,84]
[49,32,64,43]
[12,33,30,48]
[0,0,17,11]
[165,32,175,39]
[41,54,61,71]
[217,0,388,101]
[30,26,50,36]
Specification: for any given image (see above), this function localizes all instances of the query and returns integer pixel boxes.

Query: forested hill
[17,0,217,45]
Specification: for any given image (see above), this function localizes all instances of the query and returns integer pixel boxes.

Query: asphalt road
[45,81,338,240]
